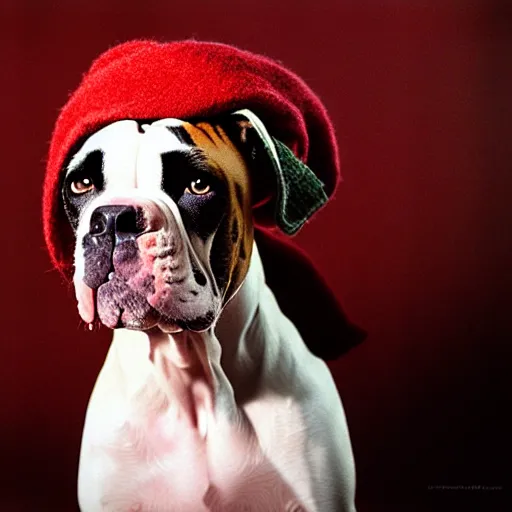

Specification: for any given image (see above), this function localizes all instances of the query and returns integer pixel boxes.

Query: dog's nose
[89,205,146,244]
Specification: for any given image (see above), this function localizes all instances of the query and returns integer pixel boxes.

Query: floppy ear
[230,109,329,235]
[223,110,366,360]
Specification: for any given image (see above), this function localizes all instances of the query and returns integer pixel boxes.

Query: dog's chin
[106,312,215,334]
[78,273,216,334]
[116,315,184,334]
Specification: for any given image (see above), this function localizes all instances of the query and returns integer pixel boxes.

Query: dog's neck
[106,242,267,410]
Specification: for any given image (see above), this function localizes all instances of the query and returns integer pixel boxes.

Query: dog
[59,109,357,511]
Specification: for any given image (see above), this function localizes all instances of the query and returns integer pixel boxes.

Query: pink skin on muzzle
[75,275,95,325]
[74,230,182,330]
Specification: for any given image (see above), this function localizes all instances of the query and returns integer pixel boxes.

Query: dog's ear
[227,109,329,235]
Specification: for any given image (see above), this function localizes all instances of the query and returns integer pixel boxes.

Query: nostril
[89,211,107,236]
[193,268,207,287]
[88,205,147,244]
[116,207,145,234]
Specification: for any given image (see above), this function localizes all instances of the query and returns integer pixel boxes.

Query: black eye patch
[161,151,211,200]
[161,150,227,240]
[62,149,105,231]
[177,191,226,239]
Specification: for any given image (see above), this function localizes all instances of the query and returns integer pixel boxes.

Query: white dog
[57,109,357,511]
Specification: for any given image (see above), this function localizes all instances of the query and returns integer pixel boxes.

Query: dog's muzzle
[75,199,217,333]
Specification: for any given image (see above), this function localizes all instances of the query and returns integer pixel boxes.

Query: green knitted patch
[272,138,329,235]
[232,109,329,235]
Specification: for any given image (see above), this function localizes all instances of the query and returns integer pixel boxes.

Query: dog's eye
[70,177,95,195]
[185,178,211,195]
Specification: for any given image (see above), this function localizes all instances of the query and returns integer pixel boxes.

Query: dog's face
[61,116,260,333]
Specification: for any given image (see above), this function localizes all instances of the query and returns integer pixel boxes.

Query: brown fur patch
[181,121,254,301]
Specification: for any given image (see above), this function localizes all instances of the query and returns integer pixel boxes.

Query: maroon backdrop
[1,1,510,511]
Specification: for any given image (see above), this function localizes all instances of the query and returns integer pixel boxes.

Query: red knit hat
[43,40,340,277]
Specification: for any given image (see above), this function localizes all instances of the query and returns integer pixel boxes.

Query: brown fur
[184,121,254,303]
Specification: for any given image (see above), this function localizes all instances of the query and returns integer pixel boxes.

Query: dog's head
[61,113,263,331]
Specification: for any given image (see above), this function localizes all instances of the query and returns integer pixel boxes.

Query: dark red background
[1,1,510,510]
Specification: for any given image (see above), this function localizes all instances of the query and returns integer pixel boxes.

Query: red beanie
[43,40,340,277]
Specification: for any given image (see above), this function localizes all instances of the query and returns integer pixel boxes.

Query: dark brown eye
[185,178,211,195]
[70,177,95,195]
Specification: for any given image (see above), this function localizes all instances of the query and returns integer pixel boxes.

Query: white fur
[77,245,356,511]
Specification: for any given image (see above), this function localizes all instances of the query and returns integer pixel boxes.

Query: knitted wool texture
[43,39,340,277]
